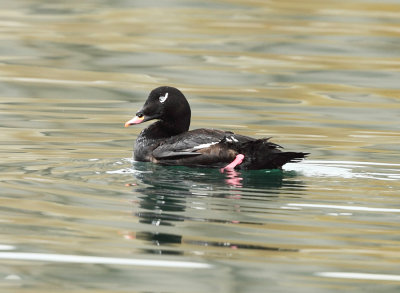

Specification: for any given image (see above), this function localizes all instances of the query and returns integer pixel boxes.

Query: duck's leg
[220,154,245,172]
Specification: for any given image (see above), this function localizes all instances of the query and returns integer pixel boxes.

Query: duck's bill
[124,115,145,127]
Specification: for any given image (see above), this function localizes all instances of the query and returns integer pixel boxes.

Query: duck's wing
[152,129,252,160]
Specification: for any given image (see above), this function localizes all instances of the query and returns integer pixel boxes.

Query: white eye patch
[159,92,168,103]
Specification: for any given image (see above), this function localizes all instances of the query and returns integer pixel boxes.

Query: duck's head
[125,86,191,134]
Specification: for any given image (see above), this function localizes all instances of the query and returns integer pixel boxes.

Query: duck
[125,86,308,171]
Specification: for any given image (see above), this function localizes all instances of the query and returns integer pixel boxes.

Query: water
[1,0,400,292]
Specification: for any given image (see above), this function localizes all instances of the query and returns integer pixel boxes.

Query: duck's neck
[144,119,190,140]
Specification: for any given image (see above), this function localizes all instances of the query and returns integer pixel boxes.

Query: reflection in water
[130,162,304,255]
[222,169,244,187]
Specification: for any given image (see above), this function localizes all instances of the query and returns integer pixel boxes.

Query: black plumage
[125,86,308,170]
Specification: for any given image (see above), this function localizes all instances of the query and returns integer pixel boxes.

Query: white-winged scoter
[125,86,308,171]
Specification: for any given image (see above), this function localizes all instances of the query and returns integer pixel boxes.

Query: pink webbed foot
[220,154,245,173]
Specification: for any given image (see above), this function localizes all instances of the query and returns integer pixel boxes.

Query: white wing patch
[192,141,219,150]
[159,92,169,103]
[225,136,239,143]
[192,136,238,150]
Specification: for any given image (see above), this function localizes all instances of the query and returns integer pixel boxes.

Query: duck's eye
[136,112,144,118]
[159,92,168,103]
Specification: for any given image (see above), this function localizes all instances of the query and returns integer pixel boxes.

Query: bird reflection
[222,169,243,187]
[125,162,304,255]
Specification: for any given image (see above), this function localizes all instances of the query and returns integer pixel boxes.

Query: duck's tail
[229,138,308,170]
